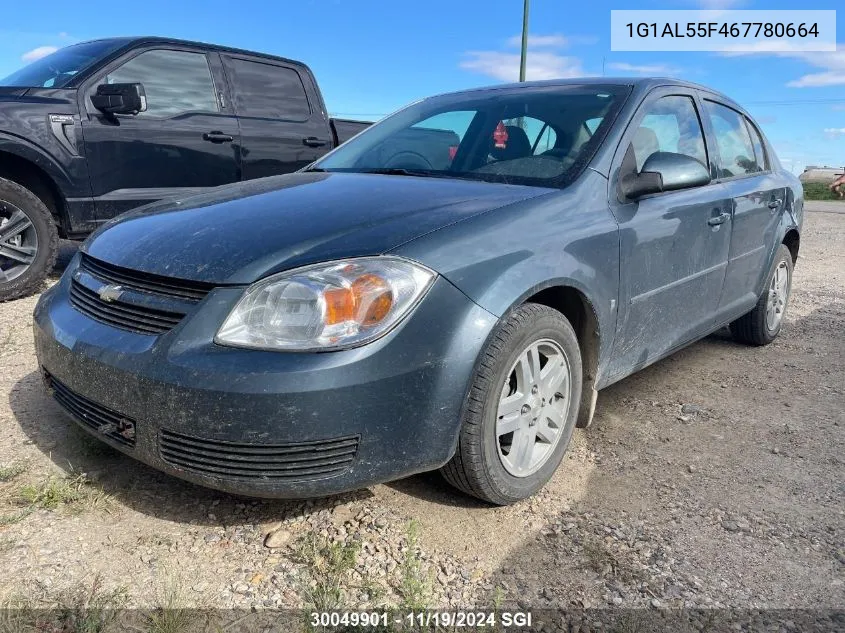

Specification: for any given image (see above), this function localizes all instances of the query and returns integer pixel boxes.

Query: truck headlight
[215,257,435,351]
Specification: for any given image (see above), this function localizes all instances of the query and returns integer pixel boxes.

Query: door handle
[203,131,234,144]
[707,212,730,226]
[302,137,329,148]
[768,199,783,210]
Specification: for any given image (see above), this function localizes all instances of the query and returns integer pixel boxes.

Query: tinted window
[633,96,707,171]
[226,59,310,121]
[0,40,126,88]
[106,50,218,117]
[705,101,760,177]
[745,118,768,171]
[315,86,627,188]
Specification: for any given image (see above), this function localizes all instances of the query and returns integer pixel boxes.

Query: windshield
[314,84,629,188]
[0,40,126,88]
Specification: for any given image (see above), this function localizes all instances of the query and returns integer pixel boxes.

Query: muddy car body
[33,78,803,504]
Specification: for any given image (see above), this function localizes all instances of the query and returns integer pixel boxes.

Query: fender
[394,169,621,386]
[0,130,76,194]
[756,180,803,297]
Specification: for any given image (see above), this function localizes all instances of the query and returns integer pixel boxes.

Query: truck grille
[69,255,215,335]
[45,373,136,447]
[159,430,359,481]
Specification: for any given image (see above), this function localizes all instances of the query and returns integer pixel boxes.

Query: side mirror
[91,83,147,116]
[621,151,711,200]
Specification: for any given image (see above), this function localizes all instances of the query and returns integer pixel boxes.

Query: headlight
[215,257,436,351]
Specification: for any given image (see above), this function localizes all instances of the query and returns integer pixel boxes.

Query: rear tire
[730,244,793,346]
[0,177,58,302]
[441,303,582,505]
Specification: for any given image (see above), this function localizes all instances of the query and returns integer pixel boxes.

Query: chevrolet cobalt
[34,79,802,504]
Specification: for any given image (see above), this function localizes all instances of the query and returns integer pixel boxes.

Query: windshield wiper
[359,168,441,178]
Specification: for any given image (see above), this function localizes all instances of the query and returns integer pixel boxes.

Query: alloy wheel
[496,338,572,477]
[0,201,38,283]
[766,260,790,332]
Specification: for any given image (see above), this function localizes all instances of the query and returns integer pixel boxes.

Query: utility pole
[519,0,530,82]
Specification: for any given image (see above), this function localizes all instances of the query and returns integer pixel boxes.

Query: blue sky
[1,0,842,173]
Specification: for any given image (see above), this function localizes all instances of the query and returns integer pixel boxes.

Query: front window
[0,40,126,88]
[313,85,630,188]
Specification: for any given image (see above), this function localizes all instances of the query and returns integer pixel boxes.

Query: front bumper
[33,260,497,497]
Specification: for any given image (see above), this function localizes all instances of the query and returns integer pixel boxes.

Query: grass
[291,532,361,612]
[146,572,212,633]
[803,181,844,201]
[398,520,431,611]
[0,469,112,527]
[0,574,128,633]
[0,461,27,483]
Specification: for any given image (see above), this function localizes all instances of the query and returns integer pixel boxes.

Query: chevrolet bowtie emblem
[98,284,124,303]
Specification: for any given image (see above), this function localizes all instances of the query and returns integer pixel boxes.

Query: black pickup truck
[0,36,370,300]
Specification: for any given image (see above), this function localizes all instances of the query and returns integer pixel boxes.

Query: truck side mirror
[91,83,147,116]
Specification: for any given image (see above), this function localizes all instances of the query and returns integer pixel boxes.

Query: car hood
[83,171,553,284]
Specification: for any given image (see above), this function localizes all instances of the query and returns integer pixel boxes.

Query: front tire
[0,177,58,302]
[730,244,794,346]
[441,303,582,505]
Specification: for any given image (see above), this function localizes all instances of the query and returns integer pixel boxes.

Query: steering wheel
[384,151,434,170]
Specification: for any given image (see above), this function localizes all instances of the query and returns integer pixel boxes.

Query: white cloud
[460,51,585,82]
[723,43,845,87]
[505,34,568,49]
[607,62,682,75]
[21,46,58,62]
[461,32,587,82]
[824,128,845,138]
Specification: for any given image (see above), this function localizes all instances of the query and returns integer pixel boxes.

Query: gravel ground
[0,203,842,620]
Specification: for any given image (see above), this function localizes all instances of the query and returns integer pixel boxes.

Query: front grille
[70,281,184,335]
[159,430,359,481]
[45,373,136,447]
[79,254,215,301]
[69,254,215,335]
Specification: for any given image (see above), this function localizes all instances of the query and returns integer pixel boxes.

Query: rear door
[221,56,330,180]
[700,99,786,321]
[607,89,733,380]
[80,46,241,220]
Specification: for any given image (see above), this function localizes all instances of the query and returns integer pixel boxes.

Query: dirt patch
[0,211,842,613]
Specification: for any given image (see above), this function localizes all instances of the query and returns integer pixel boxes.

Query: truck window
[105,50,218,118]
[225,59,311,121]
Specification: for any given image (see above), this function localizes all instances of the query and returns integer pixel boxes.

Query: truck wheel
[730,244,793,346]
[0,177,59,302]
[441,303,582,505]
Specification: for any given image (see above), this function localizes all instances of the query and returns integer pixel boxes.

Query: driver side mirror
[621,151,711,200]
[91,83,147,116]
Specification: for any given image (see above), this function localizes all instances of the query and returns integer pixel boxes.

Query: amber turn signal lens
[322,274,394,327]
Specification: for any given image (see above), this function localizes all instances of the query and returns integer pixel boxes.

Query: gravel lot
[0,202,842,620]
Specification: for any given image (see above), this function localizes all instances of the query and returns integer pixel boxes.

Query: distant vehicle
[34,78,802,505]
[0,37,370,300]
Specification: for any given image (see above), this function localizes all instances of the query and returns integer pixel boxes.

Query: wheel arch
[0,138,74,236]
[520,283,602,428]
[782,228,799,264]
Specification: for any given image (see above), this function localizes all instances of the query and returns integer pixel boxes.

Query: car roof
[427,77,747,115]
[77,36,309,69]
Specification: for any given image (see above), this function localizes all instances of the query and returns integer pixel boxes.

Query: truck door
[80,46,241,220]
[221,55,330,180]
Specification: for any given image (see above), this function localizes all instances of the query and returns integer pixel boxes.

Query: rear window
[314,85,630,188]
[225,58,311,121]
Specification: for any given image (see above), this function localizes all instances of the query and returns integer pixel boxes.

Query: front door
[608,91,733,378]
[701,100,786,320]
[80,47,241,220]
